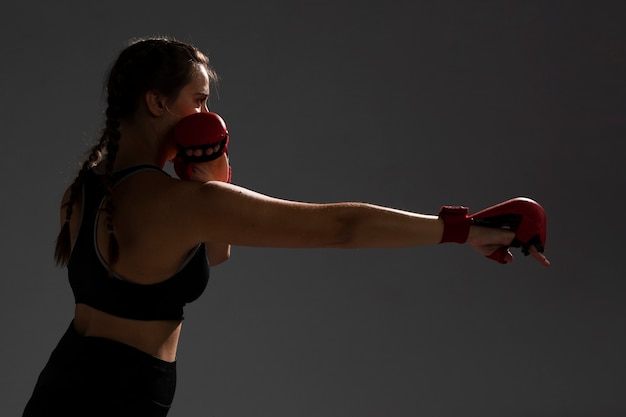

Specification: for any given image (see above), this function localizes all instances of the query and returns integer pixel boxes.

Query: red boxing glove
[170,112,231,181]
[438,197,547,264]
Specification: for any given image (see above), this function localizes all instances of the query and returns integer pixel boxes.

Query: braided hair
[54,36,217,274]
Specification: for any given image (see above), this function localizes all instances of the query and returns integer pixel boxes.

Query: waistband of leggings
[51,320,177,369]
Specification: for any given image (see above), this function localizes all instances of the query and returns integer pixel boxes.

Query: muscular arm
[176,181,445,249]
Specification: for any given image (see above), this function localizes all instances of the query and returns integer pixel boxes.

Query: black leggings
[23,321,177,417]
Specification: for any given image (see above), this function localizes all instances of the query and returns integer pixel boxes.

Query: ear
[144,90,167,117]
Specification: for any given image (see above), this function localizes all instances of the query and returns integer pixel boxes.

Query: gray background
[2,1,625,416]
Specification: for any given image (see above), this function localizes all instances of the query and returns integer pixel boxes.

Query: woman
[23,36,549,417]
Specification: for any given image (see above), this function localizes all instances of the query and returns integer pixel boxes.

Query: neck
[113,120,171,171]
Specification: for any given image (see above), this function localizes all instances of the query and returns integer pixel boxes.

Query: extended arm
[162,178,548,266]
[195,183,445,249]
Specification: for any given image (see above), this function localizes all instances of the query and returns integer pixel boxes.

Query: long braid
[54,135,108,266]
[101,105,122,276]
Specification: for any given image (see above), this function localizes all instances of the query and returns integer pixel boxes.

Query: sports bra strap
[111,165,170,184]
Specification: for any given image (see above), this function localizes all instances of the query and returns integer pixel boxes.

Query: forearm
[325,202,444,249]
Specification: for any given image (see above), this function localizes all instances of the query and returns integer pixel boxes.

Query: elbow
[328,209,361,248]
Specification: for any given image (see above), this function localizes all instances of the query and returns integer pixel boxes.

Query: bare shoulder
[115,170,356,250]
[111,171,217,247]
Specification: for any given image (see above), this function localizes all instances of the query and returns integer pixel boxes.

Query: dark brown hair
[54,36,217,273]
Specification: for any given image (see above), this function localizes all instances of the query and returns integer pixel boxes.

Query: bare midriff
[73,303,181,362]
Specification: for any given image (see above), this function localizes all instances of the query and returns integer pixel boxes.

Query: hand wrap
[438,197,547,264]
[170,112,231,182]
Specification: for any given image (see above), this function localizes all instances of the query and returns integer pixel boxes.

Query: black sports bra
[67,165,210,321]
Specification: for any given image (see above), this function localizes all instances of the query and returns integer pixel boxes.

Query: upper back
[65,165,210,320]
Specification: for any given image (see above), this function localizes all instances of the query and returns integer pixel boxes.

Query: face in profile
[166,64,212,121]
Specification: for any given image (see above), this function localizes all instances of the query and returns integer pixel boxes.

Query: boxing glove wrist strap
[438,206,471,244]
